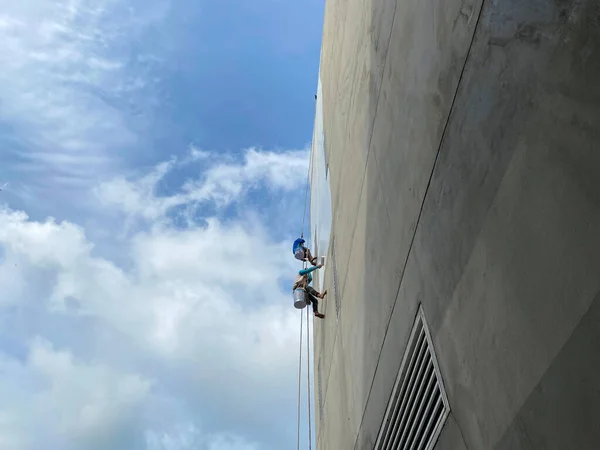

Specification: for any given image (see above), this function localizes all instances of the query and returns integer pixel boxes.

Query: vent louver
[374,307,449,450]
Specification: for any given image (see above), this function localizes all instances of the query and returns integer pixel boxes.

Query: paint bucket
[294,248,305,261]
[293,289,307,309]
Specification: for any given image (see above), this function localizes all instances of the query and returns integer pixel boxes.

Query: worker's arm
[299,264,321,276]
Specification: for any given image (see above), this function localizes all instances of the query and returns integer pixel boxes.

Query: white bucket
[294,248,305,261]
[293,289,307,309]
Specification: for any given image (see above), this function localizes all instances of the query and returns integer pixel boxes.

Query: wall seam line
[349,0,489,448]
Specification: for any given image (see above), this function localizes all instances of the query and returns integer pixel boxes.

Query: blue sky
[0,1,323,449]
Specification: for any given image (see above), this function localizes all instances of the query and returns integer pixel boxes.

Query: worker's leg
[304,247,318,266]
[306,286,319,298]
[311,297,325,319]
[311,296,318,313]
[306,287,325,319]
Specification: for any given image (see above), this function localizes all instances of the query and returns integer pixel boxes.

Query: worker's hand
[317,263,323,269]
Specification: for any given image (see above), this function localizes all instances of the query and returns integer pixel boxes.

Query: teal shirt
[299,265,319,285]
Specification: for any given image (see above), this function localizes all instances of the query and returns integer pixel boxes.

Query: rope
[296,304,315,450]
[296,310,304,450]
[306,307,313,450]
[297,149,313,448]
[296,133,316,450]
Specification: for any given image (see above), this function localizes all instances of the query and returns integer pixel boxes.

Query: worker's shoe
[314,313,325,319]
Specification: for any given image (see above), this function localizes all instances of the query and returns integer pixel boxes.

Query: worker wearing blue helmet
[292,237,317,265]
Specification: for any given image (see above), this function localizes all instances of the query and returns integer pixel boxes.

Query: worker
[293,264,327,319]
[292,237,317,265]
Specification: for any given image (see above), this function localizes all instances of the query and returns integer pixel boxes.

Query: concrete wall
[311,0,600,448]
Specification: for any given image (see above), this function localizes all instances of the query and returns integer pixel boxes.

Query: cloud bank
[0,146,311,449]
[0,1,319,449]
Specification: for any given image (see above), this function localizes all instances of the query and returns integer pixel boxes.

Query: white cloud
[94,159,178,223]
[96,147,309,222]
[145,425,259,450]
[180,148,309,210]
[0,148,311,449]
[187,145,211,162]
[29,339,152,445]
[0,0,166,195]
[0,3,316,448]
[0,338,152,450]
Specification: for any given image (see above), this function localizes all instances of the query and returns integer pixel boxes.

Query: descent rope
[296,309,304,450]
[306,306,313,450]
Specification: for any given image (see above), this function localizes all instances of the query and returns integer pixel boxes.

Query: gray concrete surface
[312,0,600,448]
[495,291,600,450]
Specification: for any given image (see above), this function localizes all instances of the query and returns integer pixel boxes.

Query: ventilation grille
[331,239,340,318]
[374,307,449,450]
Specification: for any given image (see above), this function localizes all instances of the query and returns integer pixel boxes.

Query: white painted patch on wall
[309,73,332,292]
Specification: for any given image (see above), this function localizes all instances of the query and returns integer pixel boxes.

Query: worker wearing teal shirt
[293,264,327,319]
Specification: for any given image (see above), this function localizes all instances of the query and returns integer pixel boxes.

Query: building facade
[310,0,600,448]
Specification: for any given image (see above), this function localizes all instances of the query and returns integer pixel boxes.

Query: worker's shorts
[305,286,319,301]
